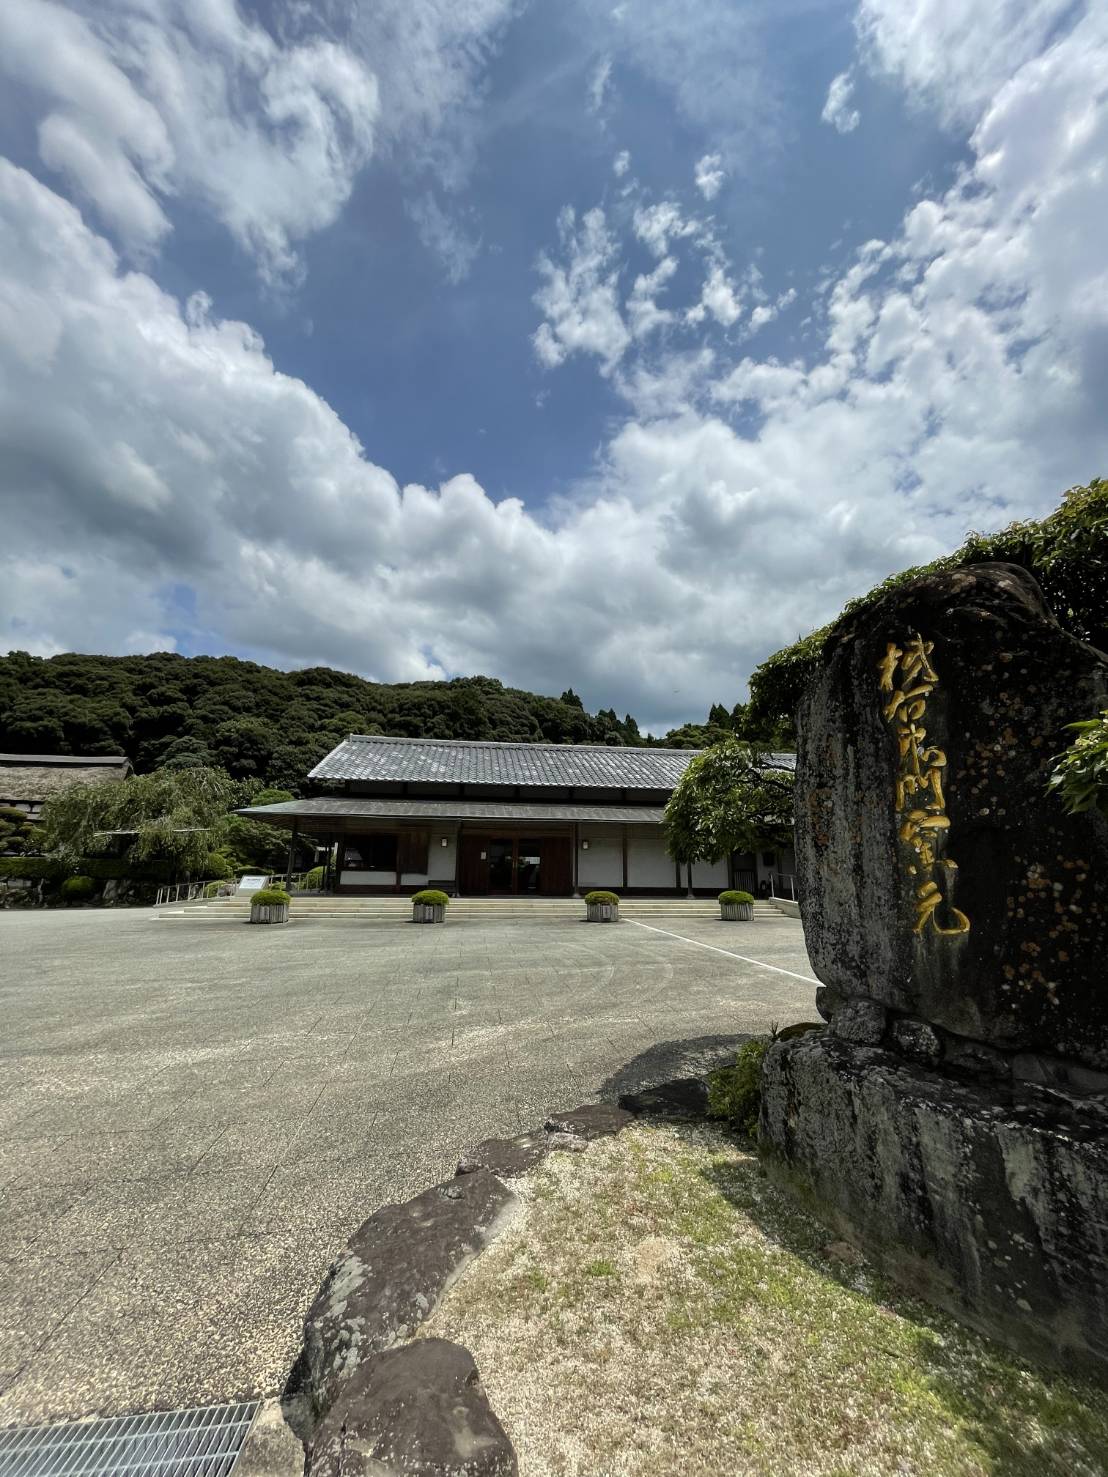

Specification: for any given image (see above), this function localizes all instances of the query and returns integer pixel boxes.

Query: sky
[0,0,1105,733]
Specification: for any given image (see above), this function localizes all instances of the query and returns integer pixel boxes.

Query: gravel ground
[422,1119,1108,1477]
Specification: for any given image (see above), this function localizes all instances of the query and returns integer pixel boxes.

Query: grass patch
[421,1121,1108,1477]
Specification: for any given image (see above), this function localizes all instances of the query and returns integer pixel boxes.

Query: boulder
[761,1032,1108,1376]
[543,1103,635,1139]
[303,1170,518,1428]
[830,999,886,1044]
[456,1133,551,1178]
[308,1339,516,1477]
[795,564,1108,1068]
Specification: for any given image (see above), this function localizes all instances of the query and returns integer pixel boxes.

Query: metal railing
[770,872,798,901]
[154,868,327,907]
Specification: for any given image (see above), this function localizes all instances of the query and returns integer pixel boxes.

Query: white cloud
[0,0,379,284]
[694,152,725,200]
[588,56,613,113]
[3,4,1107,731]
[532,206,631,374]
[856,0,1078,127]
[627,256,678,339]
[633,200,699,258]
[406,192,482,283]
[821,71,860,133]
[687,263,745,328]
[613,149,631,177]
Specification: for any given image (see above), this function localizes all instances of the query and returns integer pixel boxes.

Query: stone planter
[586,902,619,923]
[249,902,288,924]
[412,902,446,924]
[720,902,754,921]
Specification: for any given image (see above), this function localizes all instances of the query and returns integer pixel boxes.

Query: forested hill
[0,651,662,794]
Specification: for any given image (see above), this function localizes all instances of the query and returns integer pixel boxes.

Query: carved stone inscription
[877,632,969,937]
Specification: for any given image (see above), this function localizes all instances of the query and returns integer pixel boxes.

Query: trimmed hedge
[584,890,620,906]
[251,887,290,906]
[719,889,754,905]
[411,889,450,906]
[0,856,60,880]
[60,875,96,900]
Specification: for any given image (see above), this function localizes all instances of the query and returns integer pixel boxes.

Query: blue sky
[0,0,1104,730]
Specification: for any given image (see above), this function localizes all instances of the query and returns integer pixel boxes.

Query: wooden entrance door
[456,833,574,896]
[458,835,488,894]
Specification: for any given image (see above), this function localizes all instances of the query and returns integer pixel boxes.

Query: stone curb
[286,1100,636,1477]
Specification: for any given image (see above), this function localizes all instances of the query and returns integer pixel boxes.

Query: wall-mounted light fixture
[440,837,449,847]
[581,839,590,850]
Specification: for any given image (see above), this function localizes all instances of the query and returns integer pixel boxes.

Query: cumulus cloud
[3,4,1108,730]
[0,0,521,284]
[822,71,860,133]
[532,206,631,374]
[856,0,1079,127]
[694,152,725,199]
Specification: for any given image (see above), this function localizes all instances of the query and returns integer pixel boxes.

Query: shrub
[0,856,59,880]
[304,865,325,889]
[411,888,450,906]
[1049,709,1108,816]
[584,890,620,906]
[251,887,290,906]
[203,851,235,879]
[719,889,754,905]
[60,874,97,902]
[707,1037,772,1137]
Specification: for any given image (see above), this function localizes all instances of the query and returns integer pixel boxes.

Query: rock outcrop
[762,563,1108,1374]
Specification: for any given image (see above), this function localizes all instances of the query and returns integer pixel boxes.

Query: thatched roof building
[0,753,132,820]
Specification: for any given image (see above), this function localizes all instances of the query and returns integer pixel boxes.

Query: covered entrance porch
[457,830,573,896]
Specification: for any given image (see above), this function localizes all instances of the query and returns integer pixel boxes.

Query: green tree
[1048,710,1108,817]
[37,766,243,875]
[662,739,794,864]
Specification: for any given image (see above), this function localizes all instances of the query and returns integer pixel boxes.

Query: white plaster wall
[340,870,395,886]
[428,833,457,882]
[400,872,430,886]
[577,828,623,887]
[691,856,729,888]
[627,831,676,887]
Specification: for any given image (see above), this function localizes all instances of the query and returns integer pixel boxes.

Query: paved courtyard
[0,906,816,1428]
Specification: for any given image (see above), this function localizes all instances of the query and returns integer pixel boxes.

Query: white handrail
[154,867,327,906]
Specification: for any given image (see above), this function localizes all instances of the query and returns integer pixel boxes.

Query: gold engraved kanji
[878,633,969,936]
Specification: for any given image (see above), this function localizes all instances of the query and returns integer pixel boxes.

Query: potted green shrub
[411,888,449,923]
[584,889,620,922]
[250,886,290,924]
[719,889,754,921]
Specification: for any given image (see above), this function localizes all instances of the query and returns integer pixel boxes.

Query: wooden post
[573,823,580,896]
[686,861,694,899]
[621,825,628,892]
[284,820,299,890]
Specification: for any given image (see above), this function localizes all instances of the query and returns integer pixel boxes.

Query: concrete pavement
[0,906,817,1427]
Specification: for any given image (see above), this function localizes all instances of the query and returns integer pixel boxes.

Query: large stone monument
[760,563,1108,1374]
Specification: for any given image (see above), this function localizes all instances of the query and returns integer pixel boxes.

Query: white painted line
[627,919,819,985]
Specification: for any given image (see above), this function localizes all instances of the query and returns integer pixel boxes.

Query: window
[343,833,398,871]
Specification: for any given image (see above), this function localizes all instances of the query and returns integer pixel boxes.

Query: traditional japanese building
[0,751,132,822]
[236,734,796,898]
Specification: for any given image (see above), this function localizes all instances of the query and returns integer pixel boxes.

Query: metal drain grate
[0,1401,259,1477]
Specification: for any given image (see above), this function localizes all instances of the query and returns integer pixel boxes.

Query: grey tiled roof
[236,797,666,826]
[309,734,795,790]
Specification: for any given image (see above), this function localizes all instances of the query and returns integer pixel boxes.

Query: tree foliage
[746,478,1108,738]
[662,739,794,864]
[0,656,655,787]
[37,766,245,874]
[1049,710,1108,817]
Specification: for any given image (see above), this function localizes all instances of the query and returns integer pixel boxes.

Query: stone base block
[760,1032,1108,1377]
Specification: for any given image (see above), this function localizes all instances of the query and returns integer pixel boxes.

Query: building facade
[237,734,796,898]
[0,752,132,823]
